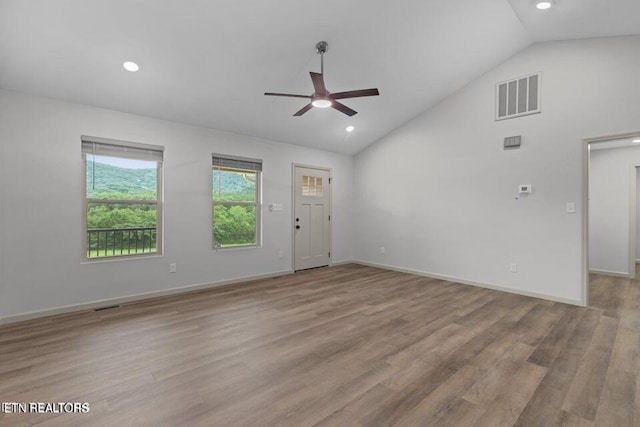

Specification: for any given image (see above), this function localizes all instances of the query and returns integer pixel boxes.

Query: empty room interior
[1,0,640,425]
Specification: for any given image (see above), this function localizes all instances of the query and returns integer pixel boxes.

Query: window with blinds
[212,154,262,249]
[496,73,541,121]
[81,136,164,259]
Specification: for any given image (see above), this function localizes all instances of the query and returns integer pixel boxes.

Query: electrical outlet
[169,263,177,273]
[278,250,284,259]
[380,247,386,255]
[566,202,576,214]
[510,263,517,273]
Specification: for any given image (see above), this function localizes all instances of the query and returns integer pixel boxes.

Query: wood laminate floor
[0,264,638,426]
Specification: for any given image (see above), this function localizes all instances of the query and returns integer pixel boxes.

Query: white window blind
[212,154,262,171]
[81,136,164,162]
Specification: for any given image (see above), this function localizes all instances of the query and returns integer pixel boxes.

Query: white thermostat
[518,184,532,194]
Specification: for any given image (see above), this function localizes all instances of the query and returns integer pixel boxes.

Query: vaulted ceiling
[1,0,638,154]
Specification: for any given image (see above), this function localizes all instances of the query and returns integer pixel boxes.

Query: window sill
[214,245,262,252]
[81,254,163,265]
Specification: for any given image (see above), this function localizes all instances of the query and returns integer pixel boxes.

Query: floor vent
[496,73,540,121]
[93,304,121,312]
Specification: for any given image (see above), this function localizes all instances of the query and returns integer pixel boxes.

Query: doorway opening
[584,132,640,307]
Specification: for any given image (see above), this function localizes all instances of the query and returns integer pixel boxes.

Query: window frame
[81,137,164,262]
[212,158,262,250]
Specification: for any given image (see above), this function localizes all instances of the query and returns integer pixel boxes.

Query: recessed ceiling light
[311,99,332,108]
[346,126,354,133]
[536,1,553,10]
[633,138,640,143]
[123,61,139,72]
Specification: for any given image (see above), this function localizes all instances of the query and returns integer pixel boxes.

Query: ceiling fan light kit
[311,99,332,108]
[264,41,380,117]
[536,0,554,10]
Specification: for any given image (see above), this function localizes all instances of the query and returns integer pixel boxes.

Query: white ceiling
[0,1,638,154]
[507,0,640,42]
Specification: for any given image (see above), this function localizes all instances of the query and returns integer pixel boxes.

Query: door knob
[296,225,300,229]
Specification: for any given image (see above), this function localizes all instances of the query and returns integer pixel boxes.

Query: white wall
[354,36,640,304]
[637,170,640,262]
[589,146,640,275]
[0,89,353,320]
[0,101,4,313]
[3,36,640,320]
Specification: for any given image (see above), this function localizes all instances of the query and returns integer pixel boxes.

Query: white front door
[294,166,331,271]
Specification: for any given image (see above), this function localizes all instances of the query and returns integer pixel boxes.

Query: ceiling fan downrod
[315,41,328,75]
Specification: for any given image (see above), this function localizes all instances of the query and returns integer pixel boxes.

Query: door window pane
[302,176,323,197]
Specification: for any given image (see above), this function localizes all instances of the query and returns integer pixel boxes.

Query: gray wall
[0,89,354,320]
[353,36,640,304]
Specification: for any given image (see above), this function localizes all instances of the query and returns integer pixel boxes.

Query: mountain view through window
[85,156,159,258]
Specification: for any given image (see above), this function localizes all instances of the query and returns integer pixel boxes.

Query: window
[212,154,262,249]
[82,136,163,259]
[302,175,323,197]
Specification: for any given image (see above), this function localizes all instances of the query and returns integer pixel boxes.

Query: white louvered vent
[495,73,540,121]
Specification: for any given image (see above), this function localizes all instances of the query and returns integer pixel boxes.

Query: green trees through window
[85,155,160,258]
[212,168,260,248]
[83,145,262,257]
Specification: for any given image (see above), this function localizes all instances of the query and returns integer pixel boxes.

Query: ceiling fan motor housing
[315,41,328,54]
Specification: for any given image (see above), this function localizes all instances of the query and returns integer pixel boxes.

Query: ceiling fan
[264,41,380,117]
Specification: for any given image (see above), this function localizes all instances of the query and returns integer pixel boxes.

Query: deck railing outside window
[87,227,157,258]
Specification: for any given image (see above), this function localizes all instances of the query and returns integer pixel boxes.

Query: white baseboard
[0,260,587,325]
[354,260,583,307]
[330,260,355,267]
[589,269,631,278]
[0,269,294,325]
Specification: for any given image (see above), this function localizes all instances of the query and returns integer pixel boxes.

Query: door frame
[291,163,333,271]
[582,131,640,306]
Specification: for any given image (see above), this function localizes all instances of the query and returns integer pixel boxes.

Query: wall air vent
[504,135,522,149]
[496,73,540,121]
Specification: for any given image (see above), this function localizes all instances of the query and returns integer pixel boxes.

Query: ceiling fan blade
[293,103,314,116]
[331,101,357,117]
[330,88,380,100]
[265,92,311,99]
[310,72,327,95]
